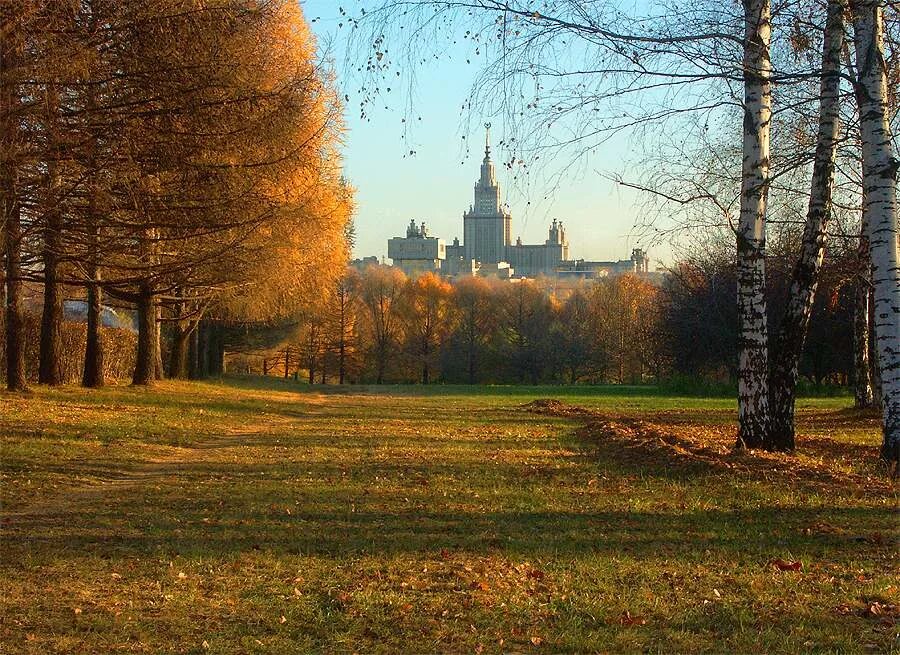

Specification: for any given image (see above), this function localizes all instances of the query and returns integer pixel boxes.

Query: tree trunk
[1,11,26,392]
[153,304,164,380]
[38,84,64,386]
[853,235,873,409]
[81,11,104,390]
[168,321,190,379]
[768,0,844,451]
[132,285,157,385]
[82,274,104,387]
[3,199,26,392]
[38,225,64,385]
[851,0,900,467]
[197,319,210,378]
[735,0,773,450]
[207,322,224,377]
[188,321,200,380]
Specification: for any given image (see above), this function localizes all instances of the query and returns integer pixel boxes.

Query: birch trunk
[736,0,773,449]
[768,0,844,450]
[851,0,900,466]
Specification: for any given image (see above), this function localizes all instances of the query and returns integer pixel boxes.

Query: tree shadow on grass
[3,488,893,561]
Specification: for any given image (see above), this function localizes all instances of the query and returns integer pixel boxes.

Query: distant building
[387,220,446,277]
[384,126,653,280]
[350,255,380,271]
[556,248,651,279]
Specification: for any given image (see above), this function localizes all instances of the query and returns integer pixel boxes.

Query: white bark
[736,0,772,448]
[851,0,900,465]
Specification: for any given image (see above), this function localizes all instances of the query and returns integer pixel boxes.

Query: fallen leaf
[769,559,802,572]
[530,636,543,646]
[618,610,647,626]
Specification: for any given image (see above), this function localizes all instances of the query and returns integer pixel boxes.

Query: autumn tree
[324,269,361,385]
[446,275,499,384]
[497,280,558,384]
[357,265,407,383]
[400,272,453,384]
[558,286,605,383]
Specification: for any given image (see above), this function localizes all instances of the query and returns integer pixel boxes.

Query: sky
[300,0,667,266]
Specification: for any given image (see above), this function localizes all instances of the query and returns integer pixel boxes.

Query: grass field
[0,378,896,653]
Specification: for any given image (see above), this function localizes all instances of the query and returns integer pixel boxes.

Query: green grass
[0,378,896,653]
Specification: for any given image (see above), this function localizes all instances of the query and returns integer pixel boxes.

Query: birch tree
[768,0,846,450]
[734,0,773,449]
[850,0,900,466]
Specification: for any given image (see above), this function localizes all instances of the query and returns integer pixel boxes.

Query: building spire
[478,122,497,188]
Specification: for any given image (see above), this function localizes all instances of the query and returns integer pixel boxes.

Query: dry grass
[0,378,896,653]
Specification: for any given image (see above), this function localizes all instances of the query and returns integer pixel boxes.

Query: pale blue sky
[300,0,662,265]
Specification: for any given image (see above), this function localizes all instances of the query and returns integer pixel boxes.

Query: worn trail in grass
[0,379,896,653]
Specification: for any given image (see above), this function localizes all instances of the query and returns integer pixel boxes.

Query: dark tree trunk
[38,242,64,385]
[284,347,290,379]
[132,285,157,385]
[197,319,211,378]
[81,48,104,390]
[768,0,843,452]
[82,275,104,387]
[39,82,64,386]
[854,259,874,408]
[205,322,224,377]
[4,201,26,391]
[188,321,200,380]
[2,15,25,391]
[168,321,190,379]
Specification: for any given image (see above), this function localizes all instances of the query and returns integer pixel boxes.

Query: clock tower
[463,124,512,264]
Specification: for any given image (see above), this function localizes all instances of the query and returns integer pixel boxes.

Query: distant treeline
[224,251,865,388]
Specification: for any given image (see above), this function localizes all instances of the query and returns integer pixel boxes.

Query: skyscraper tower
[463,124,511,264]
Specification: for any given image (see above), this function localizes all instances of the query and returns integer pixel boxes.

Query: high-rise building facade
[462,127,512,265]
